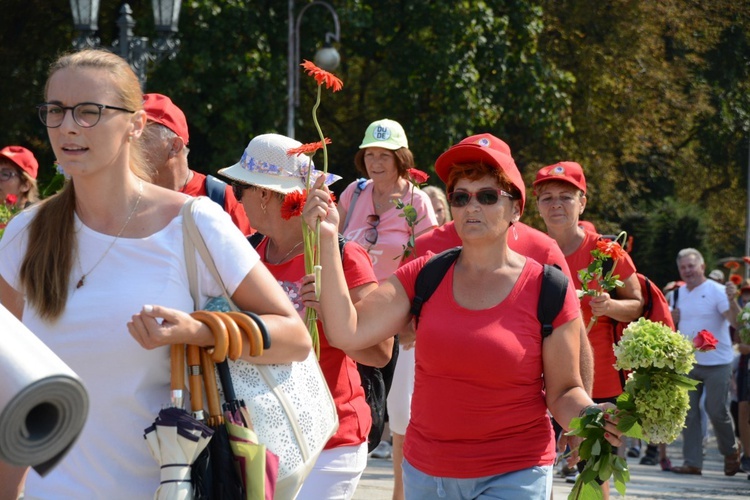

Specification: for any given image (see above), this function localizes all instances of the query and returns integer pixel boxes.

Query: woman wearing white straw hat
[220,133,393,499]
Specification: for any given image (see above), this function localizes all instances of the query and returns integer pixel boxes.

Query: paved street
[353,436,750,499]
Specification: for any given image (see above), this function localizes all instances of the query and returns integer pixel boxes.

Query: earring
[260,202,267,214]
[510,221,519,241]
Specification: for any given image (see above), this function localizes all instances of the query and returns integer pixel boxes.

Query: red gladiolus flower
[743,256,750,265]
[693,329,718,351]
[730,274,743,285]
[281,190,307,220]
[301,60,343,92]
[408,168,429,185]
[4,194,17,205]
[287,138,332,157]
[725,261,741,270]
[595,239,626,261]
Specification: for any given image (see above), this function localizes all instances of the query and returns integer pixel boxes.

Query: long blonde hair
[20,49,148,321]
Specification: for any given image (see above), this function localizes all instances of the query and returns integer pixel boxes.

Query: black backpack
[410,247,570,339]
[247,232,389,454]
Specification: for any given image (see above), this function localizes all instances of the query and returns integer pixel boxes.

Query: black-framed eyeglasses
[37,102,135,128]
[0,169,18,182]
[364,214,380,248]
[447,188,514,208]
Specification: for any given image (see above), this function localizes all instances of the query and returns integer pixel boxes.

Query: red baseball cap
[533,161,587,194]
[434,133,525,212]
[143,93,190,145]
[0,146,38,179]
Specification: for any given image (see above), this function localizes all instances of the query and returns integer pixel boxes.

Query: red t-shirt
[394,256,581,477]
[412,221,572,278]
[183,170,253,236]
[566,231,637,399]
[257,237,375,449]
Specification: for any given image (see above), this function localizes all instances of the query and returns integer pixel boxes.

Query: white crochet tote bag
[182,198,338,499]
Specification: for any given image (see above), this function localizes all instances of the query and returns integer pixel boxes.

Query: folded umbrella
[144,345,213,500]
[201,348,245,499]
[217,359,279,500]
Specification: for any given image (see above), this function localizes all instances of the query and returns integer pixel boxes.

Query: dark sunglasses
[232,183,247,201]
[364,214,380,247]
[447,188,514,208]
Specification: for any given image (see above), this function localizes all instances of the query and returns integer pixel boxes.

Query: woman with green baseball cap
[337,118,437,486]
[338,118,437,280]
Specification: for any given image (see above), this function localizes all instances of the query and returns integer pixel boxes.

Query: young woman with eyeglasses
[0,146,39,209]
[0,49,308,498]
[303,141,622,500]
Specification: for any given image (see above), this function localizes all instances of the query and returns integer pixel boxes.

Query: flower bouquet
[0,194,20,240]
[577,231,628,332]
[566,319,714,499]
[286,60,343,358]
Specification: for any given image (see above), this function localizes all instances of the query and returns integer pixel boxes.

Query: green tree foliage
[620,199,712,287]
[1,0,749,265]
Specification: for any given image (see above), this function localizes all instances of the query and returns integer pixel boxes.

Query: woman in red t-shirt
[304,138,622,499]
[220,133,393,499]
[533,161,644,499]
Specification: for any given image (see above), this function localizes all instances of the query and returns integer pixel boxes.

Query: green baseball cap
[359,118,409,150]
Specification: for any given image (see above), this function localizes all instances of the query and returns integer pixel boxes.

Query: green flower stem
[301,83,329,359]
[302,156,321,357]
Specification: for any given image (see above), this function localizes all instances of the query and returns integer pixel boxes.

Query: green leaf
[591,438,602,456]
[614,476,627,497]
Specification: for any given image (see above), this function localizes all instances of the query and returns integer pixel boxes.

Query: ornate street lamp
[69,0,182,89]
[287,0,341,139]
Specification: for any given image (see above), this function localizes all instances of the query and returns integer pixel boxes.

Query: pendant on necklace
[76,276,85,289]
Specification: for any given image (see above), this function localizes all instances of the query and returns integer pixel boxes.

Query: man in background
[141,93,253,235]
[670,248,742,476]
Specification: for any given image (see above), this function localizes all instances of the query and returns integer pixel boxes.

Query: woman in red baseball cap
[0,145,39,208]
[533,161,644,498]
[303,141,622,499]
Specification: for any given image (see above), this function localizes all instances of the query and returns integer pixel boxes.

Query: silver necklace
[76,179,144,289]
[266,240,303,265]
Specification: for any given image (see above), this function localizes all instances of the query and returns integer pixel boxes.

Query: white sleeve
[189,196,260,300]
[0,207,36,291]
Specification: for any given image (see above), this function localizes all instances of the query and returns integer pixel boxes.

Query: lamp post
[70,0,182,89]
[287,0,341,139]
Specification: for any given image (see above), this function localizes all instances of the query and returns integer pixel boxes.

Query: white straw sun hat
[219,134,341,194]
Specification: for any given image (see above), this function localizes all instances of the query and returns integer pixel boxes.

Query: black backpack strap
[205,174,227,208]
[538,264,569,338]
[410,247,462,327]
[247,232,265,248]
[642,275,654,318]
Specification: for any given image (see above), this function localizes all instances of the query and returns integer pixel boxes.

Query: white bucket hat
[218,134,341,194]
